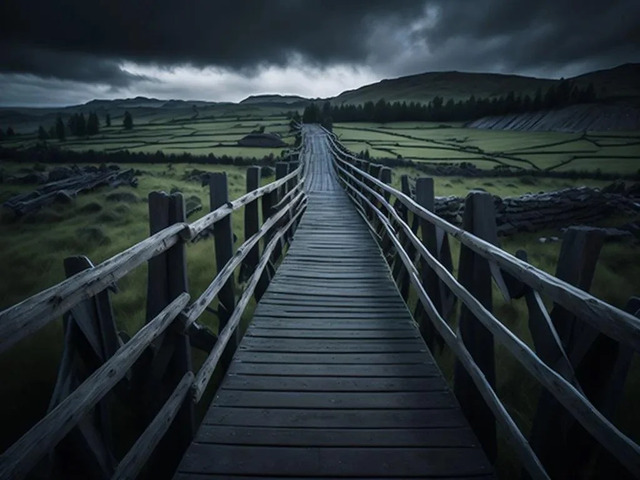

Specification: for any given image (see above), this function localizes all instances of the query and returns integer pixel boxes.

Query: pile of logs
[2,166,138,216]
[430,185,640,236]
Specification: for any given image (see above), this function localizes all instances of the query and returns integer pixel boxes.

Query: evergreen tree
[56,116,66,141]
[106,113,111,127]
[302,104,319,123]
[123,111,133,130]
[0,129,4,142]
[6,127,15,137]
[38,125,48,141]
[289,111,301,131]
[77,113,87,136]
[87,112,100,135]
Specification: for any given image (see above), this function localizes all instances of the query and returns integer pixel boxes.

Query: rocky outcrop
[466,103,640,132]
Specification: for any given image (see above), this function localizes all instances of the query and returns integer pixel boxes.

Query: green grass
[0,161,277,452]
[334,123,640,173]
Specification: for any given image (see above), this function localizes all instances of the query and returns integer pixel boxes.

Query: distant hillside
[573,63,640,100]
[331,64,640,106]
[240,94,310,106]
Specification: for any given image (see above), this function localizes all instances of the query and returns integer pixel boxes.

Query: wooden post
[239,166,261,282]
[256,176,275,301]
[377,167,393,264]
[453,191,497,463]
[287,162,300,239]
[392,175,412,301]
[528,226,633,479]
[273,163,290,260]
[379,167,392,203]
[414,178,445,351]
[40,256,119,478]
[209,173,238,366]
[145,191,194,478]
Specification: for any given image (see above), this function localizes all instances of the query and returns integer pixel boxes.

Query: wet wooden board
[175,127,493,479]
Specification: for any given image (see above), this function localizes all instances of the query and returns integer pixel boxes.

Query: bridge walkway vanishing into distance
[2,125,640,480]
[174,126,495,478]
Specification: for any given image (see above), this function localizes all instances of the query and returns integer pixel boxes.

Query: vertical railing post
[414,178,444,350]
[145,191,193,477]
[240,166,261,282]
[528,226,631,478]
[209,173,238,367]
[273,162,290,260]
[378,167,394,266]
[453,190,498,463]
[392,175,413,301]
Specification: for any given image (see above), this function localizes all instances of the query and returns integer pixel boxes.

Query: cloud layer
[0,0,638,105]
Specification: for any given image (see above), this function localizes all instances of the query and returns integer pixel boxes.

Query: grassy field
[1,114,639,477]
[2,116,295,158]
[334,122,640,174]
[0,160,278,452]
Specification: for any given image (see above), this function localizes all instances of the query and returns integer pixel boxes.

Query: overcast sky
[0,0,639,107]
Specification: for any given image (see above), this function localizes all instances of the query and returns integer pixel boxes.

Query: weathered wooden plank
[196,425,479,447]
[203,407,468,428]
[226,362,439,377]
[220,375,446,392]
[179,444,491,477]
[213,390,455,409]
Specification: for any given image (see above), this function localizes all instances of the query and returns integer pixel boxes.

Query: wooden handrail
[339,176,549,479]
[328,139,640,352]
[0,223,187,354]
[336,162,640,478]
[111,371,194,480]
[0,293,190,480]
[192,200,308,401]
[0,165,303,355]
[0,163,307,479]
[189,165,302,238]
[181,189,307,330]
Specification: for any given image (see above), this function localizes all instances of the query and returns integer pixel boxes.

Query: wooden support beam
[529,227,634,478]
[414,178,445,351]
[209,173,238,367]
[145,192,194,478]
[240,166,261,282]
[454,191,497,463]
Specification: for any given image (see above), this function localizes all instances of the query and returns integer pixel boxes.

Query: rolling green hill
[332,63,640,105]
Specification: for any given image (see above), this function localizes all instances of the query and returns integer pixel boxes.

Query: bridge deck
[174,129,493,479]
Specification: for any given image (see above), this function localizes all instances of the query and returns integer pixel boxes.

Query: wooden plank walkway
[174,128,494,479]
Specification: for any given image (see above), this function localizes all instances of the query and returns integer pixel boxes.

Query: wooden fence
[0,162,306,480]
[326,131,640,479]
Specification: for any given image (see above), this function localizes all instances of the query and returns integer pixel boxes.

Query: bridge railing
[0,163,306,480]
[327,133,640,479]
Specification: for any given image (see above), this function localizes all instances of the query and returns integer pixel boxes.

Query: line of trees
[303,79,597,124]
[30,111,133,143]
[0,144,292,168]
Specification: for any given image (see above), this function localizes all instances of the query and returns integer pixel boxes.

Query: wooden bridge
[1,124,640,479]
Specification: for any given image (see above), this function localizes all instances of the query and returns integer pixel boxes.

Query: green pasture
[334,123,640,173]
[0,161,279,451]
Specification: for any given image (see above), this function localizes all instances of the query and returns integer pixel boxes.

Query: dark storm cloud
[394,0,640,77]
[0,44,147,85]
[0,0,424,80]
[0,0,639,104]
